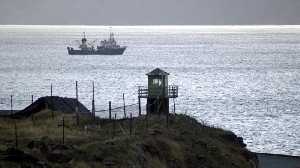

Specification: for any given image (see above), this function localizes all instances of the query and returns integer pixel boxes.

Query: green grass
[0,110,256,167]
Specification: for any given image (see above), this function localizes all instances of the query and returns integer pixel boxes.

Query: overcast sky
[0,0,299,25]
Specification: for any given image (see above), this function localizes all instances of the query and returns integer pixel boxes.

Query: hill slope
[0,110,257,167]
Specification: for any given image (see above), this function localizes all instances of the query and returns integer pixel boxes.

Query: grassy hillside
[0,110,257,167]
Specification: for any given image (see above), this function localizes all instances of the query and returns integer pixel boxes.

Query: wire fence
[0,90,177,168]
[0,80,178,164]
[0,111,173,155]
[0,115,166,168]
[0,80,178,120]
[0,96,32,114]
[0,81,141,115]
[95,103,144,119]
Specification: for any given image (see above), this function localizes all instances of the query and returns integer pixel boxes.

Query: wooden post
[138,98,141,116]
[10,95,12,115]
[58,117,67,144]
[92,100,95,118]
[51,84,53,119]
[130,113,132,138]
[123,93,126,118]
[76,113,78,126]
[15,124,18,148]
[92,81,95,118]
[92,81,95,101]
[173,98,176,114]
[31,95,34,122]
[162,75,165,114]
[146,113,148,132]
[146,103,149,115]
[113,113,116,139]
[62,118,65,144]
[76,81,78,126]
[76,81,78,103]
[109,101,112,121]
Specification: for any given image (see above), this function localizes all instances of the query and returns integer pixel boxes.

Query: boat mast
[80,31,87,49]
[109,27,112,41]
[109,26,114,42]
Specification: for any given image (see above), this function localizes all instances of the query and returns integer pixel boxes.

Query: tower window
[153,78,162,86]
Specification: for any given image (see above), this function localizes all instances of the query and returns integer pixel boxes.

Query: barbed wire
[116,120,154,167]
[94,103,142,119]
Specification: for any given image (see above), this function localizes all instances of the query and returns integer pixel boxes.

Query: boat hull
[67,47,126,55]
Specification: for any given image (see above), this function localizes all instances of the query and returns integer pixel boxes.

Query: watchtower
[138,68,178,114]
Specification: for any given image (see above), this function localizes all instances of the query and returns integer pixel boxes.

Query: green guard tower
[138,68,178,114]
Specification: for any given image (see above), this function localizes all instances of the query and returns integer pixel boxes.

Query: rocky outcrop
[0,147,46,167]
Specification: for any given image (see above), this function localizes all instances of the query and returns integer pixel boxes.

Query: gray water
[0,25,299,156]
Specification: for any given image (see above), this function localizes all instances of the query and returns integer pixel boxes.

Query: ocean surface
[0,25,299,156]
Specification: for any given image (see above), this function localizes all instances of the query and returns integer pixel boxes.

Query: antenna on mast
[109,26,112,41]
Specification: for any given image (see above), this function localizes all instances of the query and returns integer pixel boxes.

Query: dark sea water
[0,25,299,156]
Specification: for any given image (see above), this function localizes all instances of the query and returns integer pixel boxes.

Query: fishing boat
[67,32,126,55]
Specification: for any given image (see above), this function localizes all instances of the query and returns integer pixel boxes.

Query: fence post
[123,93,126,118]
[146,103,149,115]
[146,113,148,132]
[92,81,95,118]
[173,98,176,114]
[138,98,141,116]
[109,101,112,121]
[10,95,12,115]
[58,117,66,144]
[15,124,18,148]
[51,84,53,119]
[113,113,116,139]
[63,118,65,144]
[92,100,95,119]
[31,95,34,122]
[130,113,132,138]
[76,81,79,126]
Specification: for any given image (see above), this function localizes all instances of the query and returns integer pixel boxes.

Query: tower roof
[146,68,169,76]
